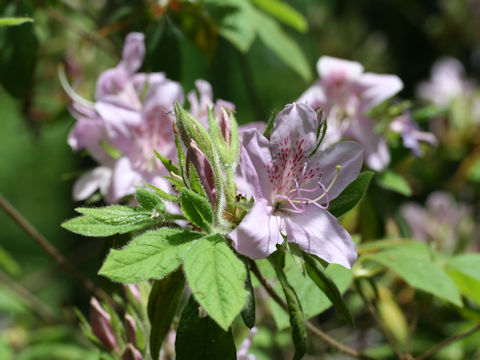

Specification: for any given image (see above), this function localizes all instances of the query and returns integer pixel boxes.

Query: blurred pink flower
[416,57,473,109]
[230,103,363,268]
[65,32,184,203]
[299,56,403,171]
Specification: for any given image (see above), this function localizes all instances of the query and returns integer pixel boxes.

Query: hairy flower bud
[217,107,232,147]
[121,344,143,360]
[186,140,216,206]
[89,297,118,351]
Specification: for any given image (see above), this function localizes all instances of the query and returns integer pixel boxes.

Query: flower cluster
[299,56,403,171]
[65,33,232,203]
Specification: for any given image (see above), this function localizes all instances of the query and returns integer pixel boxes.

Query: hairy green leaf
[99,228,202,283]
[304,254,353,326]
[148,269,185,360]
[175,296,236,360]
[61,215,149,237]
[135,188,166,212]
[183,234,247,331]
[76,205,156,226]
[240,260,256,329]
[329,171,374,218]
[181,188,213,231]
[269,255,307,360]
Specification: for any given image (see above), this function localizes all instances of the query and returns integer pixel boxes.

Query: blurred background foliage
[1,0,480,359]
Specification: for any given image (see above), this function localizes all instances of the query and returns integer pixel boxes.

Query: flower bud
[208,106,240,167]
[121,343,143,360]
[124,314,137,346]
[89,297,118,351]
[186,140,216,206]
[123,284,141,302]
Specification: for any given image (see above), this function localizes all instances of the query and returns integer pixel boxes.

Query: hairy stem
[249,260,377,360]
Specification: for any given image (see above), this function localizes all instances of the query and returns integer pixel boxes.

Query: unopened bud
[122,343,143,360]
[124,314,137,346]
[123,284,141,302]
[186,140,216,206]
[89,298,118,351]
[217,107,232,147]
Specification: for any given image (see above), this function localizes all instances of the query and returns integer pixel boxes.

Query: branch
[249,260,376,360]
[415,323,480,360]
[0,270,57,323]
[0,194,112,305]
[354,279,405,359]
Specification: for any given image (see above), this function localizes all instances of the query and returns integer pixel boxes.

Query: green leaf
[0,245,21,276]
[446,254,480,305]
[268,256,353,329]
[99,228,202,283]
[135,188,166,212]
[377,170,412,196]
[183,234,248,331]
[181,188,213,231]
[303,254,353,326]
[363,241,462,306]
[175,295,236,360]
[269,255,307,360]
[76,205,157,226]
[148,269,185,360]
[61,215,149,237]
[254,10,312,82]
[328,171,374,218]
[204,0,256,53]
[145,183,181,203]
[240,260,256,329]
[0,4,38,98]
[155,149,180,175]
[251,0,308,33]
[0,17,33,27]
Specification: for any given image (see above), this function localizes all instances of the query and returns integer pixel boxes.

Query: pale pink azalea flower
[416,57,473,109]
[230,103,363,268]
[65,32,184,202]
[401,191,475,252]
[299,56,403,171]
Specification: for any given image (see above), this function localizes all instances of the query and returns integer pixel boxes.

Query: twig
[0,270,57,323]
[354,280,405,359]
[249,260,376,360]
[0,194,112,305]
[415,323,480,360]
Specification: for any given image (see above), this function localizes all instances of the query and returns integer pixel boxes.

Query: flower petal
[73,167,112,201]
[298,83,327,111]
[317,56,364,81]
[229,199,283,259]
[107,157,142,203]
[270,102,319,155]
[237,129,273,199]
[310,140,364,201]
[345,117,390,171]
[120,32,145,75]
[359,73,403,110]
[284,206,357,268]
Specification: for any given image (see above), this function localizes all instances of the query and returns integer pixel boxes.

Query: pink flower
[416,57,473,109]
[65,32,184,202]
[229,103,363,268]
[299,56,403,171]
